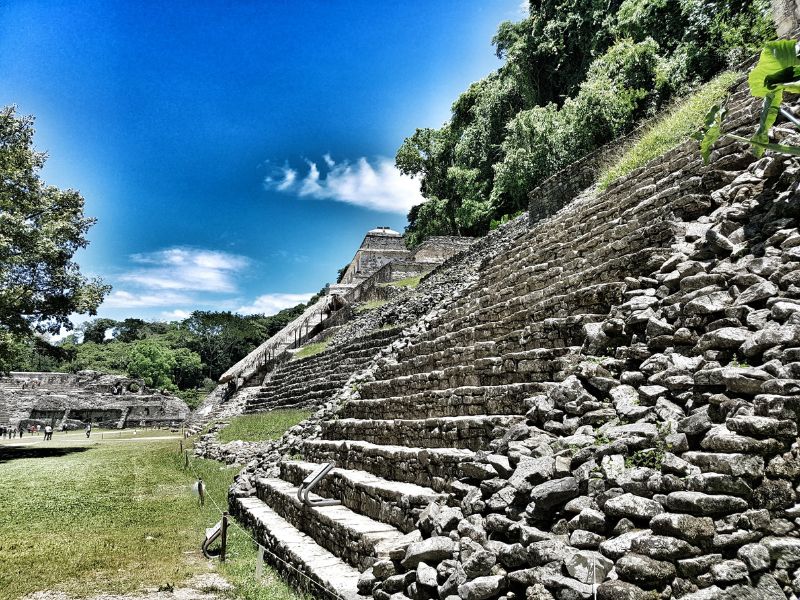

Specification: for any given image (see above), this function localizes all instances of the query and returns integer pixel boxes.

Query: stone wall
[412,237,476,264]
[527,129,636,227]
[350,262,434,303]
[0,371,189,429]
[772,0,800,36]
[340,230,411,285]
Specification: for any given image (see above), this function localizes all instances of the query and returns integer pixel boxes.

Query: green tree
[81,318,119,344]
[0,106,109,369]
[171,347,203,390]
[127,339,176,389]
[396,0,772,245]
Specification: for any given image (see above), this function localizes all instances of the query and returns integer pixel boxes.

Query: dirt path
[23,574,232,600]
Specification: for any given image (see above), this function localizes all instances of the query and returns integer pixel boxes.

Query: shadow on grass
[0,444,90,463]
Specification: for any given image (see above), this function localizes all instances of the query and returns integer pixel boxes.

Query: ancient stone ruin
[0,371,189,430]
[213,69,800,600]
[187,227,475,439]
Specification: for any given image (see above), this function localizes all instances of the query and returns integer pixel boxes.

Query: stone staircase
[245,327,404,413]
[229,143,687,596]
[223,75,800,600]
[219,294,344,388]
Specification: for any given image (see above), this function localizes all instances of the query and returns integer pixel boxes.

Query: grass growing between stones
[291,340,329,360]
[216,410,312,444]
[597,70,740,189]
[379,275,423,289]
[355,299,388,313]
[0,435,302,600]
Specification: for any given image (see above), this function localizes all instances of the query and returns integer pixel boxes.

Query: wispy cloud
[100,247,313,320]
[104,290,193,309]
[264,155,424,214]
[120,247,249,293]
[160,309,192,320]
[237,292,315,316]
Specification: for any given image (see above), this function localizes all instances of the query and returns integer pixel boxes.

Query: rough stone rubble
[360,148,800,600]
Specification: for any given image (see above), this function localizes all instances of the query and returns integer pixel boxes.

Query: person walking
[85,423,92,438]
[44,425,52,441]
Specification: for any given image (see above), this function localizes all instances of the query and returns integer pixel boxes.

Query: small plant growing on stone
[594,433,611,446]
[625,422,672,469]
[729,357,750,368]
[627,447,666,470]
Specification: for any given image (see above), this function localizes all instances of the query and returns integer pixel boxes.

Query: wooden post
[256,545,265,578]
[198,478,205,507]
[179,439,183,453]
[184,450,189,470]
[220,512,229,562]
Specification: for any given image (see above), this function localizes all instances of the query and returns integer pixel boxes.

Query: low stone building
[0,371,189,429]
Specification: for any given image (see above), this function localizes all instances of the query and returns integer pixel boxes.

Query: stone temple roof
[367,226,401,236]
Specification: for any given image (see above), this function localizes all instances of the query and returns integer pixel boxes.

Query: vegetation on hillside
[697,39,800,160]
[216,410,313,443]
[292,340,330,360]
[397,0,774,246]
[598,70,740,188]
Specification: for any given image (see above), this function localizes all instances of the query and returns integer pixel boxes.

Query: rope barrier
[183,446,350,600]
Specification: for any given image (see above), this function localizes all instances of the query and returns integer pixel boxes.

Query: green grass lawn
[598,70,740,189]
[291,340,329,360]
[355,299,388,313]
[379,275,423,289]
[0,433,303,600]
[216,410,312,444]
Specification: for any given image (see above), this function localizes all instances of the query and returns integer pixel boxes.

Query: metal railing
[296,462,340,507]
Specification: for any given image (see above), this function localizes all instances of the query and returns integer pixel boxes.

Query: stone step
[256,477,405,571]
[360,350,576,399]
[380,342,581,383]
[302,439,475,492]
[425,240,666,336]
[280,460,445,533]
[320,414,525,450]
[256,376,350,400]
[341,382,541,420]
[262,355,374,388]
[231,496,362,600]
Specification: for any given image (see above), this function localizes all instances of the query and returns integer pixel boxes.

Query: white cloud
[237,292,315,316]
[160,309,192,320]
[120,247,249,293]
[264,155,424,214]
[104,290,193,309]
[264,161,297,191]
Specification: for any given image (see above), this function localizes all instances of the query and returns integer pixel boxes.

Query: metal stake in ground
[220,512,228,562]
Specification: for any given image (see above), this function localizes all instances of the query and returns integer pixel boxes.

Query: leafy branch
[696,39,800,162]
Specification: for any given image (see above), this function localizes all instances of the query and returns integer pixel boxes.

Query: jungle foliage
[398,0,774,246]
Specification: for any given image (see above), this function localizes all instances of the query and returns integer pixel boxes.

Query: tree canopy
[0,106,110,369]
[398,0,774,246]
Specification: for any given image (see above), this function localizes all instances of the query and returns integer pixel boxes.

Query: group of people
[1,424,56,440]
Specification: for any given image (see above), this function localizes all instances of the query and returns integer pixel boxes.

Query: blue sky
[0,0,521,324]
